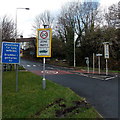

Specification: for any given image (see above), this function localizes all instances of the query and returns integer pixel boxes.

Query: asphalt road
[20,59,119,119]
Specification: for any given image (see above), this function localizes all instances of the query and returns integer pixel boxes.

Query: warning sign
[37,28,52,57]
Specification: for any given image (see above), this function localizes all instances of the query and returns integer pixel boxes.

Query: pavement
[20,59,119,119]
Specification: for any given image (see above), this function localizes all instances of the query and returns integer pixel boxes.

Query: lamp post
[15,8,30,43]
[15,8,30,92]
[74,32,77,67]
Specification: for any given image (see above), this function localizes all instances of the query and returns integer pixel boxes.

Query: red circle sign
[40,31,48,39]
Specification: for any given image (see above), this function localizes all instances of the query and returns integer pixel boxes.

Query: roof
[2,37,36,42]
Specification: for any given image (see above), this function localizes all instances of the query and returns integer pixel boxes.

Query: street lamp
[15,8,30,42]
[15,7,30,92]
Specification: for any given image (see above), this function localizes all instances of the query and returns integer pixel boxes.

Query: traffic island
[81,72,118,80]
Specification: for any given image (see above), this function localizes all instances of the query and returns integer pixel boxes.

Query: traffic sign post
[85,57,89,73]
[103,42,110,75]
[1,42,20,64]
[96,54,102,74]
[37,28,52,89]
[104,44,109,59]
[1,42,20,92]
[37,28,52,57]
[93,53,95,74]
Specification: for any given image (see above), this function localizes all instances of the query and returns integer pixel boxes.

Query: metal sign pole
[88,62,89,73]
[93,53,95,74]
[96,54,102,75]
[37,26,52,90]
[87,58,89,73]
[16,64,18,92]
[106,59,108,75]
[74,39,76,67]
[42,57,46,89]
[98,56,100,74]
[0,38,2,119]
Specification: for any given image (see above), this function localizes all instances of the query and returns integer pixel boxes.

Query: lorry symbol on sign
[39,50,48,53]
[40,31,48,39]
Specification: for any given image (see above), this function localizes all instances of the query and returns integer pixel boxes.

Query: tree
[56,1,100,66]
[1,15,15,40]
[33,10,54,33]
[52,35,66,59]
[104,1,120,65]
[105,1,120,28]
[57,2,75,65]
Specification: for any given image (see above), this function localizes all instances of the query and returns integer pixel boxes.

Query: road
[20,59,119,119]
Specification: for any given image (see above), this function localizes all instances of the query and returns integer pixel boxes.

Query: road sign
[85,57,89,65]
[96,54,102,57]
[40,31,48,39]
[1,42,20,64]
[86,59,89,65]
[85,57,89,73]
[104,44,109,59]
[37,28,52,57]
[96,54,102,74]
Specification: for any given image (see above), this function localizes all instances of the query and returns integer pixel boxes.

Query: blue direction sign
[1,42,20,64]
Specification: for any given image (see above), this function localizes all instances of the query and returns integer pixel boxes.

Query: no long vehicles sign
[37,28,52,57]
[40,31,48,39]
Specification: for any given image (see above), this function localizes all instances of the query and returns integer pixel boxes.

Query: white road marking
[47,67,54,70]
[105,77,116,80]
[41,70,59,74]
[27,65,31,67]
[79,73,117,81]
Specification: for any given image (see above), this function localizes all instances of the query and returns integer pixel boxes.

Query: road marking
[105,76,116,80]
[47,67,54,70]
[41,70,59,74]
[77,73,117,81]
[27,65,31,67]
[79,73,89,77]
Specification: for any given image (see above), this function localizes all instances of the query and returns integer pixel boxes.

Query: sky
[0,0,119,37]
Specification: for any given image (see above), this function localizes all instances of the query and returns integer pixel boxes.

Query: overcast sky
[0,0,119,37]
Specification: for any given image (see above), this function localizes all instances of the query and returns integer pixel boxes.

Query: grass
[0,95,1,119]
[2,71,102,118]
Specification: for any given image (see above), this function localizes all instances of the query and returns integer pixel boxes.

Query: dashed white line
[27,65,31,67]
[47,67,54,70]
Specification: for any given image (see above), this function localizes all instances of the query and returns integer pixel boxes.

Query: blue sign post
[1,42,20,64]
[1,42,20,92]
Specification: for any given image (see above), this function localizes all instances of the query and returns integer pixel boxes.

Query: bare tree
[56,2,100,62]
[32,10,54,34]
[105,1,120,28]
[57,1,100,44]
[1,15,15,40]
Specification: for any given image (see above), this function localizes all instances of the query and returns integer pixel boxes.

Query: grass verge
[3,71,101,118]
